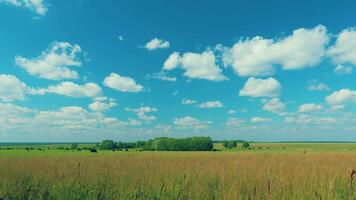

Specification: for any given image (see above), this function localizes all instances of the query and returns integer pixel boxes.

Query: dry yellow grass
[0,151,356,199]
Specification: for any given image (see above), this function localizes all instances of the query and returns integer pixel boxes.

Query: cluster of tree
[143,137,214,151]
[222,140,250,149]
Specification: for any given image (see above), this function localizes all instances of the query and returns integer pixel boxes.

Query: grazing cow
[90,148,98,153]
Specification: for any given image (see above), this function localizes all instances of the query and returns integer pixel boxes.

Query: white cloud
[174,116,211,129]
[326,89,356,105]
[103,73,143,92]
[198,100,223,108]
[0,103,130,136]
[225,117,245,126]
[285,114,337,125]
[125,106,157,121]
[262,98,286,115]
[228,110,236,114]
[251,117,272,123]
[334,64,353,75]
[239,77,281,97]
[163,51,227,81]
[146,71,176,82]
[144,38,170,50]
[307,80,330,91]
[327,27,356,65]
[0,74,44,101]
[222,25,329,77]
[46,82,102,98]
[298,103,323,113]
[15,42,82,80]
[89,100,117,112]
[1,0,48,15]
[181,98,196,105]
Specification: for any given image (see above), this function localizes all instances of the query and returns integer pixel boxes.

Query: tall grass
[0,152,356,199]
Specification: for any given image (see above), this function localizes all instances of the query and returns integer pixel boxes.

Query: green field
[2,143,356,199]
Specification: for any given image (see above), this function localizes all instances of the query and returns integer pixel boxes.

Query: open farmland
[1,143,356,199]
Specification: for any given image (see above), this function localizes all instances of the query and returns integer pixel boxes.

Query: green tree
[99,140,116,150]
[71,143,78,150]
[227,141,237,149]
[241,141,250,149]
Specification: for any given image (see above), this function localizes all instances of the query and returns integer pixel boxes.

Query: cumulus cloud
[163,51,227,81]
[227,110,236,114]
[239,77,281,97]
[1,0,48,15]
[225,117,245,126]
[222,25,329,77]
[198,100,223,109]
[46,82,102,98]
[15,42,82,80]
[326,89,356,105]
[251,117,272,123]
[334,64,353,75]
[144,38,170,50]
[285,114,337,125]
[103,73,143,92]
[327,28,356,65]
[307,80,330,91]
[89,99,117,112]
[0,103,131,136]
[0,74,44,101]
[174,116,211,129]
[181,98,197,105]
[125,106,157,121]
[146,71,176,82]
[298,103,323,113]
[262,98,286,115]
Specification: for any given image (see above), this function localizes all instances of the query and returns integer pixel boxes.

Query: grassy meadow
[2,143,356,199]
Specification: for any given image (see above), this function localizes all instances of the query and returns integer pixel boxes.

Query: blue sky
[0,0,355,142]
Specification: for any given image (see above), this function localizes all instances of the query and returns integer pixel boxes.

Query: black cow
[89,148,98,153]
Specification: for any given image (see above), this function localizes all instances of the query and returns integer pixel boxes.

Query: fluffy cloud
[285,114,337,125]
[163,51,227,81]
[222,25,329,77]
[327,28,356,65]
[144,38,170,50]
[251,117,272,123]
[46,82,102,98]
[15,42,82,80]
[227,110,236,114]
[198,100,223,108]
[125,106,157,121]
[146,71,176,82]
[181,98,196,105]
[326,89,356,105]
[89,99,117,112]
[0,74,44,101]
[225,117,245,126]
[174,116,211,129]
[1,0,48,15]
[239,77,281,97]
[298,103,323,113]
[103,73,143,92]
[0,103,128,136]
[262,98,286,115]
[307,80,330,91]
[334,64,353,75]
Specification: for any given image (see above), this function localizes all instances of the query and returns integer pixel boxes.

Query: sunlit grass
[1,148,356,199]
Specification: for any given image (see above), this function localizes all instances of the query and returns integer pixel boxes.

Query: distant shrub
[71,143,78,150]
[99,140,117,150]
[148,137,213,151]
[242,142,250,149]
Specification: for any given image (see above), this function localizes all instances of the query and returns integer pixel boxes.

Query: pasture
[1,143,356,199]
